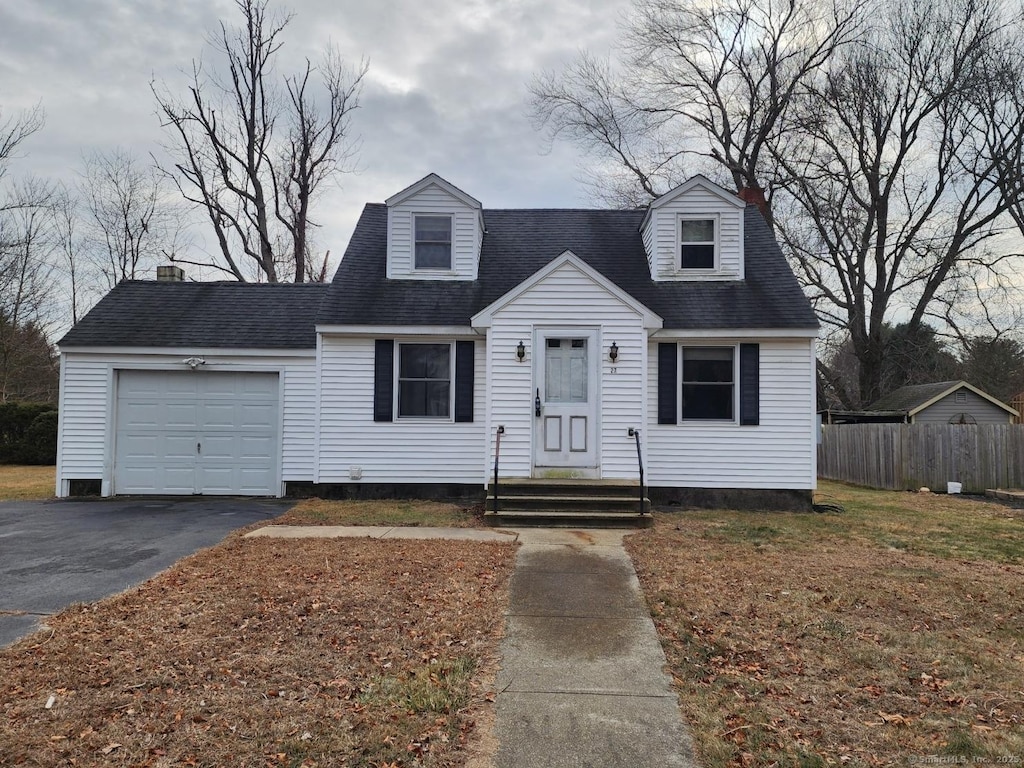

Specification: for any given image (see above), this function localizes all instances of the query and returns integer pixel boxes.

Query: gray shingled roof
[59,281,328,349]
[316,204,818,329]
[865,381,964,412]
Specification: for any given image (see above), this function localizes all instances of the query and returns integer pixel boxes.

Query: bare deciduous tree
[0,177,59,403]
[0,104,44,185]
[79,148,184,288]
[530,0,865,215]
[51,185,84,325]
[776,0,1024,404]
[0,106,58,402]
[153,0,364,282]
[275,50,365,282]
[531,0,1024,407]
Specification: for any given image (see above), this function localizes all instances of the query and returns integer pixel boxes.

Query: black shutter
[739,343,760,426]
[454,340,475,422]
[657,343,677,424]
[373,339,394,422]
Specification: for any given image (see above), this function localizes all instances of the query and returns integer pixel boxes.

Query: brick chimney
[156,265,184,282]
[737,184,770,221]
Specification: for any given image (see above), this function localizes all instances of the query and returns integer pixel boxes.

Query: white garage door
[114,370,279,495]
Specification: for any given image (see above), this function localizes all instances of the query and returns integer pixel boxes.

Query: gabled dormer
[639,175,747,281]
[385,173,484,280]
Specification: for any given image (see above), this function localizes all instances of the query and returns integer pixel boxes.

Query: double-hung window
[679,217,716,270]
[681,346,734,420]
[414,215,452,270]
[398,342,452,418]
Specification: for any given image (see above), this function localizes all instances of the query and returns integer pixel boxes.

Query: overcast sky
[0,0,630,278]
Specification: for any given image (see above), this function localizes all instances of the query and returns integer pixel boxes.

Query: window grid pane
[680,218,715,269]
[398,344,451,418]
[681,219,714,242]
[414,216,452,269]
[681,346,733,420]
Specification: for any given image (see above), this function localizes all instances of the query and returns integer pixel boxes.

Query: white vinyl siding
[646,338,816,489]
[56,354,109,489]
[387,183,480,280]
[317,336,486,484]
[56,350,316,497]
[641,185,744,281]
[485,260,648,481]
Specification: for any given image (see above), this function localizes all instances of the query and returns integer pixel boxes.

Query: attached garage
[114,370,280,495]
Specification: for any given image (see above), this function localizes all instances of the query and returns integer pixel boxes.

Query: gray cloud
[1,0,628,276]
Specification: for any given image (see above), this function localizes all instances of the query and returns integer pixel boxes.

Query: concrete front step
[493,479,641,498]
[484,509,653,528]
[486,494,650,513]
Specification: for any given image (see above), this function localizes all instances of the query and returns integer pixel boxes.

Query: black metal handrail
[628,427,645,516]
[492,425,505,514]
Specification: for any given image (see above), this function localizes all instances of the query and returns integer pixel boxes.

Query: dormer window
[679,217,716,270]
[414,215,453,270]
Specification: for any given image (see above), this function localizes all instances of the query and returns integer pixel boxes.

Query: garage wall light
[183,357,207,370]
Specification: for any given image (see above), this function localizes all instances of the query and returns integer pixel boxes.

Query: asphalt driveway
[0,497,292,647]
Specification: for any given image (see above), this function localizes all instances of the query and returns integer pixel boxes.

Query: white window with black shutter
[657,342,759,425]
[374,339,474,423]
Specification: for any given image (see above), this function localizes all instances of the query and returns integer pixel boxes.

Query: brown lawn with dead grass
[0,465,55,500]
[627,481,1024,767]
[0,535,515,767]
[276,498,484,528]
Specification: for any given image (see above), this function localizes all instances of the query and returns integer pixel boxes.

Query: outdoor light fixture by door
[609,341,619,362]
[516,340,526,362]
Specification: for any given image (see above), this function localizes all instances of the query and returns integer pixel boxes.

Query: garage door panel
[196,466,236,493]
[116,467,159,494]
[242,376,278,396]
[165,403,199,429]
[200,434,238,460]
[164,434,198,460]
[165,377,199,396]
[201,376,237,396]
[115,371,279,496]
[239,403,277,428]
[237,468,275,495]
[119,434,159,461]
[239,435,275,459]
[161,466,198,493]
[120,402,162,429]
[201,402,238,429]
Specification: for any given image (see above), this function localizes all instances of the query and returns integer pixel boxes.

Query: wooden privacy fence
[818,423,1024,492]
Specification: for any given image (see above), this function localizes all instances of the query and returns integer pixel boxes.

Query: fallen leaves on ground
[0,536,515,767]
[274,498,485,528]
[627,484,1024,766]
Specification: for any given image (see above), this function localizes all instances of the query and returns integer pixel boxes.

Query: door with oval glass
[533,329,599,476]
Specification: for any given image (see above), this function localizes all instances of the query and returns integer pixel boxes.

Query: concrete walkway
[245,524,697,766]
[494,528,697,768]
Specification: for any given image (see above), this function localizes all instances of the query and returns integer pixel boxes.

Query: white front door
[533,330,599,476]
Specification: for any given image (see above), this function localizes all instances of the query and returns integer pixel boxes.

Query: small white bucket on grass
[947,481,962,494]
